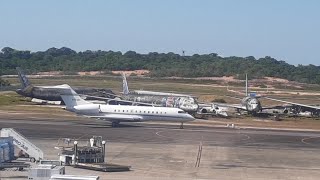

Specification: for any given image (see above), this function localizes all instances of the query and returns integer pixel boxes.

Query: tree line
[1,47,320,84]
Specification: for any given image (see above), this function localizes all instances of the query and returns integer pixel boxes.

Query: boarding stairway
[0,128,44,162]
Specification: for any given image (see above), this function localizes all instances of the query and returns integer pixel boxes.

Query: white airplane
[60,85,195,128]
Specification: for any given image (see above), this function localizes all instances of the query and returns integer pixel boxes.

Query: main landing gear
[111,121,120,128]
[180,122,184,129]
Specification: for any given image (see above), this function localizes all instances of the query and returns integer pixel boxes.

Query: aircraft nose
[252,104,259,111]
[187,114,196,121]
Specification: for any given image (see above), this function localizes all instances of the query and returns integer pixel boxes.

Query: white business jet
[60,85,195,128]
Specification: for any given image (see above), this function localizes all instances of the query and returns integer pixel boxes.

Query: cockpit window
[178,111,186,113]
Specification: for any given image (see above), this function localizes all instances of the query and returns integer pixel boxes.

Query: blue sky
[0,0,319,65]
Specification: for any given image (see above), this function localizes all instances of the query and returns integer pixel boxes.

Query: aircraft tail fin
[60,84,92,108]
[16,67,31,89]
[121,72,129,95]
[245,73,248,97]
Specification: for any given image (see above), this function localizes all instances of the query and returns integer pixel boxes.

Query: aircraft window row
[178,111,186,113]
[114,109,167,114]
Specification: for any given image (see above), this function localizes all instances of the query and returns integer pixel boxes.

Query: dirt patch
[264,77,290,83]
[78,71,105,76]
[198,95,225,103]
[37,71,62,76]
[168,76,237,82]
[112,70,150,76]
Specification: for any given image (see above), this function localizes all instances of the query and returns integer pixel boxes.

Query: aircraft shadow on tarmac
[1,176,29,179]
[71,121,183,129]
[70,121,138,128]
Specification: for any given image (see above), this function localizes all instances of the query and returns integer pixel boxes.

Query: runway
[2,116,320,179]
[1,117,320,149]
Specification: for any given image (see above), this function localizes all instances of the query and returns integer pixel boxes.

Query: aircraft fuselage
[17,86,115,101]
[241,97,262,113]
[69,104,196,122]
[122,94,199,113]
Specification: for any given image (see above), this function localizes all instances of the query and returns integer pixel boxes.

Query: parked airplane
[197,103,229,117]
[120,72,199,114]
[215,74,262,115]
[264,97,320,117]
[15,67,115,103]
[60,84,195,128]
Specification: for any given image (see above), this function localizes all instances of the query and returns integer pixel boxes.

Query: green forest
[1,47,320,84]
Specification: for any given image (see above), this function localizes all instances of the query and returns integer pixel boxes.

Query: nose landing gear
[111,121,120,127]
[180,122,184,129]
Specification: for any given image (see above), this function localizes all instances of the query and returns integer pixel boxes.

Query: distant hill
[0,47,320,84]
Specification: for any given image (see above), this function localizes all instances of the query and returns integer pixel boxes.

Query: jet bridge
[0,128,44,162]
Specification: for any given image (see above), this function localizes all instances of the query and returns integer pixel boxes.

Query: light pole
[73,141,78,165]
[102,140,106,163]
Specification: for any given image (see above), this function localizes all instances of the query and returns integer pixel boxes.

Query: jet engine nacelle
[199,108,209,114]
[73,104,100,114]
[199,105,219,114]
[282,108,289,114]
[176,97,199,112]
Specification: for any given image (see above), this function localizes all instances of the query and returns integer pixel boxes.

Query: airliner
[60,85,195,128]
[215,74,262,115]
[120,72,199,113]
[120,72,227,117]
[15,67,115,103]
[263,97,320,117]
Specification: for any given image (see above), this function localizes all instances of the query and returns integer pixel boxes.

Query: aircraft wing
[80,93,122,98]
[199,101,244,110]
[264,97,320,110]
[261,106,285,110]
[85,114,143,122]
[133,90,195,98]
[80,94,160,106]
[214,103,245,110]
